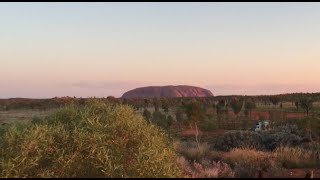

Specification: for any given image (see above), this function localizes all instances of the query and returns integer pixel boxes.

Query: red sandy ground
[178,128,229,136]
[280,169,320,178]
[222,111,306,120]
[248,111,306,120]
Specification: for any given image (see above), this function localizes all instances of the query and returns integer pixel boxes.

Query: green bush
[198,118,219,131]
[0,99,182,178]
[212,131,263,151]
[212,125,306,151]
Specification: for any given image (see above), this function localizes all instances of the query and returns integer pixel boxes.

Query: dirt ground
[178,128,229,136]
[279,169,320,178]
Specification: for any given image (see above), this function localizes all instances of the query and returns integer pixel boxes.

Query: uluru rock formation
[121,85,213,98]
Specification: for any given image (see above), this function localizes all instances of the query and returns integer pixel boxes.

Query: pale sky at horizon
[1,2,320,98]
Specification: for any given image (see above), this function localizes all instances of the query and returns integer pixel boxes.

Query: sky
[1,2,320,98]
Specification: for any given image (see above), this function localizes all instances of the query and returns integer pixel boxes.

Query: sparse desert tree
[175,109,184,123]
[295,101,299,111]
[269,96,280,107]
[216,100,225,116]
[162,103,170,114]
[244,99,256,119]
[299,98,313,116]
[143,108,152,123]
[230,98,244,117]
[229,98,244,129]
[152,110,172,130]
[184,100,206,129]
[143,98,151,109]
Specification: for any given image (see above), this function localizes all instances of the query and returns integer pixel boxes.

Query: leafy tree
[162,103,170,114]
[295,101,299,111]
[229,98,244,129]
[175,109,184,123]
[153,99,162,112]
[299,98,313,116]
[229,98,244,116]
[184,100,206,129]
[152,110,171,130]
[143,108,152,123]
[166,115,174,128]
[244,99,256,119]
[143,99,151,109]
[269,96,280,106]
[216,100,226,116]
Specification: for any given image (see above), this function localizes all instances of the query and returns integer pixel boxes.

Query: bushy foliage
[176,142,210,162]
[299,97,313,116]
[261,131,302,150]
[229,98,243,116]
[142,108,151,122]
[0,99,181,178]
[184,100,206,123]
[212,131,263,151]
[152,110,173,130]
[198,118,219,131]
[212,125,305,151]
[260,125,303,150]
[274,146,319,168]
[228,148,280,178]
[176,156,234,178]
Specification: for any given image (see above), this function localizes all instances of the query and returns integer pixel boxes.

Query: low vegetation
[0,100,181,178]
[1,94,320,178]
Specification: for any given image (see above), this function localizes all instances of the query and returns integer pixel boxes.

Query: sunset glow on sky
[1,2,320,98]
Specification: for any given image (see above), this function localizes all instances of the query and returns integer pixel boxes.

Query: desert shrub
[207,151,225,162]
[198,118,219,131]
[300,141,320,152]
[152,111,172,130]
[273,124,303,136]
[212,125,305,151]
[176,156,234,178]
[227,148,280,178]
[212,131,263,151]
[176,142,210,162]
[274,146,319,168]
[0,99,182,178]
[259,124,303,150]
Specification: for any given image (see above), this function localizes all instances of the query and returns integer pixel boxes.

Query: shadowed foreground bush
[176,156,234,178]
[0,99,181,178]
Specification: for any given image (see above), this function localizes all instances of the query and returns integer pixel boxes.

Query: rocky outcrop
[122,85,213,98]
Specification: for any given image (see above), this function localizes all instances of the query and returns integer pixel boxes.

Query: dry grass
[176,142,210,162]
[224,148,280,178]
[227,147,272,162]
[274,146,318,168]
[0,109,56,124]
[176,156,234,178]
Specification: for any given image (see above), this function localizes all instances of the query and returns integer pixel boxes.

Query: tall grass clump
[226,148,281,178]
[0,99,182,178]
[176,156,234,178]
[176,141,210,162]
[274,146,319,168]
